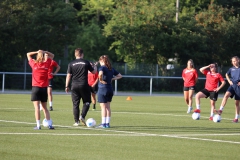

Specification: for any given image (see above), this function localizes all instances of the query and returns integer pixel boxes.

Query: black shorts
[89,85,98,94]
[71,83,91,104]
[201,88,218,101]
[48,78,54,88]
[31,86,48,102]
[183,86,196,91]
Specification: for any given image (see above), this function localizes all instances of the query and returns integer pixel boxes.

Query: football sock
[47,120,52,126]
[220,106,224,110]
[102,117,106,124]
[49,102,52,106]
[196,105,200,110]
[93,104,96,109]
[106,117,111,124]
[36,120,41,127]
[235,114,239,119]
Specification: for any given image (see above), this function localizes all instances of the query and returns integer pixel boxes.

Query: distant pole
[176,0,179,23]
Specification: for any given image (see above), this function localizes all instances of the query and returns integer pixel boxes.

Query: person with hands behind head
[215,56,240,123]
[27,50,55,130]
[65,48,97,126]
[193,63,225,120]
[96,55,122,128]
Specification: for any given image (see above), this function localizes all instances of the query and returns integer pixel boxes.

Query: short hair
[75,48,84,56]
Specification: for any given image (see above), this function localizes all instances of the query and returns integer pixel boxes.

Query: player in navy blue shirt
[97,55,122,128]
[65,48,97,126]
[215,56,240,122]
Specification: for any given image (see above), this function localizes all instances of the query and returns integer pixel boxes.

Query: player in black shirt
[65,48,97,126]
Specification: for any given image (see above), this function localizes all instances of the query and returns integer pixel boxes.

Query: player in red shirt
[88,62,99,110]
[47,56,60,111]
[182,59,198,113]
[27,50,55,130]
[193,63,225,120]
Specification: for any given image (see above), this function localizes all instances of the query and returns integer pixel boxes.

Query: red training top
[48,60,58,79]
[88,71,98,86]
[29,58,52,87]
[203,70,224,91]
[182,68,198,87]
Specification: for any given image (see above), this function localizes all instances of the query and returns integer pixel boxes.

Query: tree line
[1,0,240,72]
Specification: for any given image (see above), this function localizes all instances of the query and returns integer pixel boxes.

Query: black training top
[67,58,94,85]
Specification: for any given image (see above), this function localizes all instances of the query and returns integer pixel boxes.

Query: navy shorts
[98,87,113,103]
[31,86,48,102]
[183,86,196,91]
[227,85,240,100]
[200,88,218,101]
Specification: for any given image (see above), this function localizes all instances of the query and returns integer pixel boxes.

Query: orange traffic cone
[126,96,132,100]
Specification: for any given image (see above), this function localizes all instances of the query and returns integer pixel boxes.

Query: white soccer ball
[213,114,221,123]
[192,112,200,120]
[86,118,96,127]
[42,118,53,127]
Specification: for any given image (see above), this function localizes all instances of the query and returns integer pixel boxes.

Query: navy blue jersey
[67,59,94,85]
[226,67,240,84]
[98,66,119,88]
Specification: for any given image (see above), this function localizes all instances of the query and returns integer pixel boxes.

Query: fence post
[2,73,5,93]
[150,77,152,95]
[24,59,27,90]
[114,80,118,95]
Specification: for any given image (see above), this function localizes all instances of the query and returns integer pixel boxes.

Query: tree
[0,0,79,71]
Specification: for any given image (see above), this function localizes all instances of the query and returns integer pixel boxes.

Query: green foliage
[0,0,79,71]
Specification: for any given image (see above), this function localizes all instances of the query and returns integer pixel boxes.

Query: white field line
[1,119,240,145]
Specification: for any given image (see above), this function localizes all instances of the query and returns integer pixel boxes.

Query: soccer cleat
[79,117,86,126]
[193,109,201,113]
[92,108,96,111]
[105,123,110,128]
[49,106,53,111]
[232,119,238,123]
[209,116,213,121]
[34,126,41,130]
[96,124,106,128]
[73,122,79,126]
[187,107,193,114]
[48,125,55,129]
[214,109,223,115]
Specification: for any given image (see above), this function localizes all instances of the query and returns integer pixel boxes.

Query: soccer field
[0,94,240,160]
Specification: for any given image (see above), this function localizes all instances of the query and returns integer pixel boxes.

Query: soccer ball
[192,112,200,120]
[86,118,96,127]
[213,114,221,123]
[42,118,53,127]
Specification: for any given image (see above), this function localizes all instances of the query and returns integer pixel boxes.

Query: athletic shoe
[193,109,201,113]
[187,107,193,114]
[209,116,213,121]
[232,119,238,123]
[96,124,106,128]
[50,106,53,111]
[48,125,55,129]
[92,108,96,111]
[79,117,86,126]
[214,109,222,115]
[105,123,110,128]
[73,122,79,126]
[34,126,41,130]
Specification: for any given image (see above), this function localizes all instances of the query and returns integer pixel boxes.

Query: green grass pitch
[0,94,240,160]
